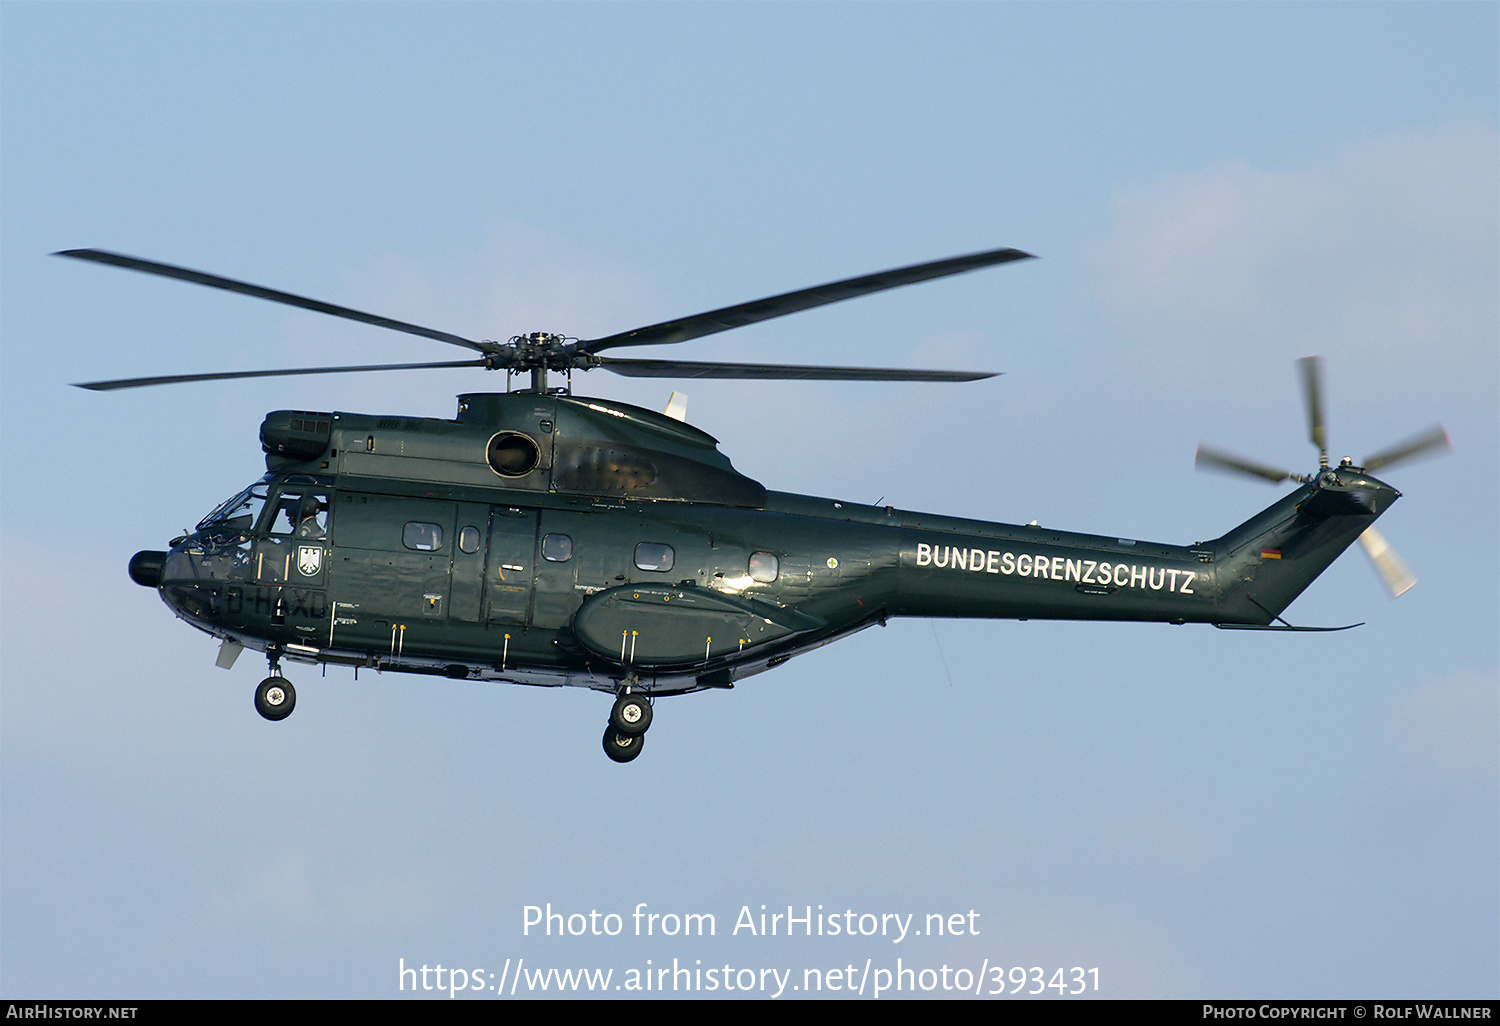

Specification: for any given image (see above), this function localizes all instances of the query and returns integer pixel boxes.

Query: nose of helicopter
[129,550,167,588]
[141,529,266,626]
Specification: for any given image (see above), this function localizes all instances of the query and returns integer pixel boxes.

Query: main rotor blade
[73,359,489,391]
[1358,526,1416,598]
[1362,425,1451,473]
[599,357,996,382]
[578,247,1034,354]
[1298,355,1328,466]
[1195,444,1302,484]
[54,249,492,354]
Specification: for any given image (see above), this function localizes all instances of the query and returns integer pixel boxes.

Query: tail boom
[886,467,1399,627]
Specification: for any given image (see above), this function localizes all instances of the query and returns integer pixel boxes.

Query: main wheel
[602,726,644,763]
[609,693,653,736]
[255,676,296,721]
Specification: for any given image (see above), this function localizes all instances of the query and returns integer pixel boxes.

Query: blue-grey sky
[2,2,1495,1000]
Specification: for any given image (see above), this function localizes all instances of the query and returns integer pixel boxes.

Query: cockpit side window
[269,490,331,538]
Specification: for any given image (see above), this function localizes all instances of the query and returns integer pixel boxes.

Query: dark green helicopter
[60,247,1449,762]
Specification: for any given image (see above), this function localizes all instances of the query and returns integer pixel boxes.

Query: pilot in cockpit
[295,494,328,539]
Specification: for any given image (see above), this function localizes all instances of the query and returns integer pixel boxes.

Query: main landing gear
[255,653,296,722]
[602,688,652,764]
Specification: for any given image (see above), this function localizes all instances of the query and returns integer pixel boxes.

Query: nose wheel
[255,675,296,721]
[603,691,652,763]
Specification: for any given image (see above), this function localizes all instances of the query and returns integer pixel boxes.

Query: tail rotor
[1195,356,1449,598]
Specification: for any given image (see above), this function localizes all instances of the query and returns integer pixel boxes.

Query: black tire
[255,676,296,721]
[602,726,644,763]
[609,693,653,736]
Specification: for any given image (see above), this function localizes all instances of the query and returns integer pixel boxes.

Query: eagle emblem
[297,545,322,577]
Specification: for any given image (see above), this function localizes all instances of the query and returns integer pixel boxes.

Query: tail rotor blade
[1298,356,1328,467]
[1195,444,1302,484]
[1362,425,1451,474]
[1358,526,1416,598]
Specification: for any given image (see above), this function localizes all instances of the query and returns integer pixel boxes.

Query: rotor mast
[506,332,587,394]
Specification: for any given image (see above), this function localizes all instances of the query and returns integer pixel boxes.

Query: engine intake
[261,410,334,461]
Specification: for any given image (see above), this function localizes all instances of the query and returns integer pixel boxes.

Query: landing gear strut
[602,687,652,763]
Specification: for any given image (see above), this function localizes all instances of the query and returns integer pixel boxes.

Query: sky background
[2,2,1495,1000]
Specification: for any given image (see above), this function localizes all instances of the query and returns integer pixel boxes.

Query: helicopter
[59,246,1449,762]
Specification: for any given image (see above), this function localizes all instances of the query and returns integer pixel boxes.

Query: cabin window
[634,542,674,573]
[543,533,573,562]
[748,551,779,583]
[403,522,444,551]
[487,431,541,477]
[458,526,481,554]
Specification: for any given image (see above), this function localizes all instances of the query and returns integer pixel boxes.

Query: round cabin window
[748,551,779,583]
[487,432,541,477]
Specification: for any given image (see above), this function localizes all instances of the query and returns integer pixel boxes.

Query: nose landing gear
[255,651,296,721]
[255,675,296,721]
